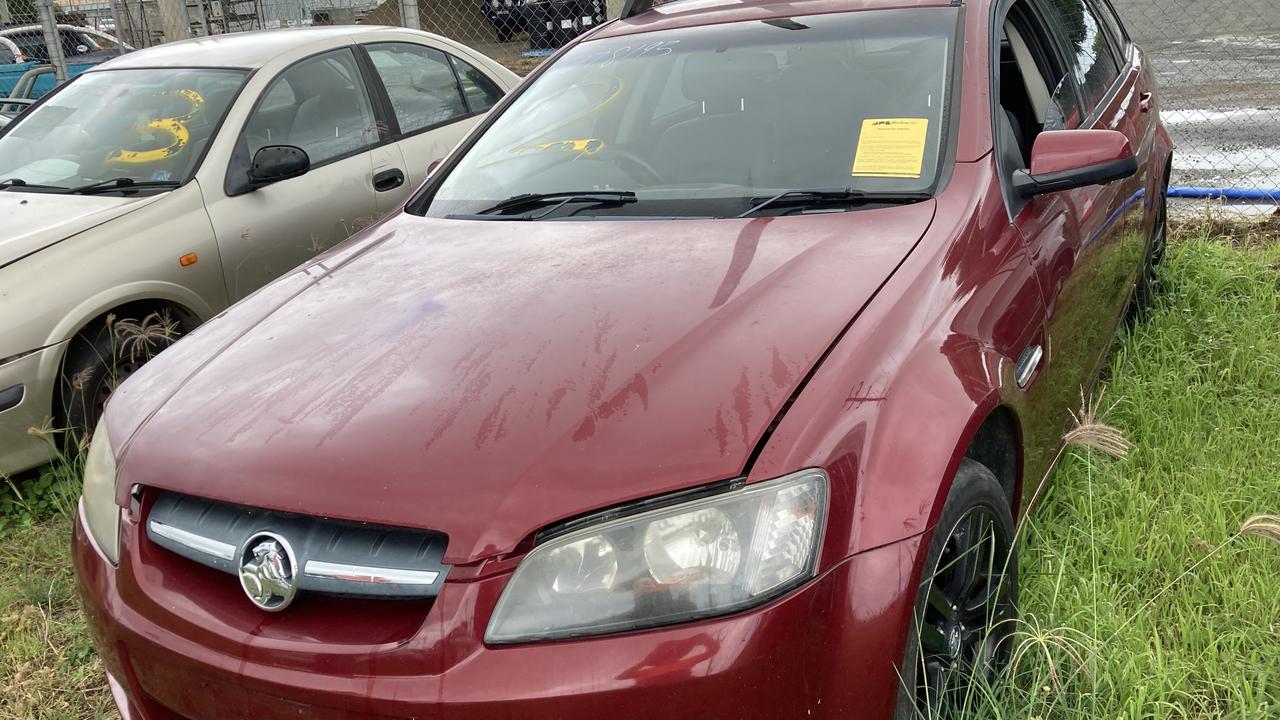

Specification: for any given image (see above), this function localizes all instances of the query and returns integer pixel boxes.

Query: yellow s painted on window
[107,89,204,165]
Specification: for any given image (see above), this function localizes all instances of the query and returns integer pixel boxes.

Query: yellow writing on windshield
[511,138,605,155]
[851,118,929,179]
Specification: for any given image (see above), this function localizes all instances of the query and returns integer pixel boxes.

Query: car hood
[0,191,165,269]
[113,204,935,565]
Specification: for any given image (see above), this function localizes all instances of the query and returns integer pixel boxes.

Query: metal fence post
[158,0,194,41]
[399,0,420,30]
[34,0,68,83]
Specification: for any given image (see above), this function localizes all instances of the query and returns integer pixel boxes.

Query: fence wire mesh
[8,0,1280,192]
[1115,0,1280,192]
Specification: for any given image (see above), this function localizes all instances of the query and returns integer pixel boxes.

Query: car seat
[652,50,778,187]
[285,60,374,161]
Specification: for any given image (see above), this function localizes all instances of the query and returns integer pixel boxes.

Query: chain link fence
[35,0,619,73]
[4,0,1279,193]
[1115,0,1280,193]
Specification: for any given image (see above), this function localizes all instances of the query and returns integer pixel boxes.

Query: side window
[12,32,48,61]
[449,55,502,113]
[366,42,468,133]
[1089,0,1129,61]
[244,48,378,166]
[1041,0,1121,113]
[999,5,1076,169]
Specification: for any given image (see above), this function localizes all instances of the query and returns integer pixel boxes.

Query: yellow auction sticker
[851,118,930,179]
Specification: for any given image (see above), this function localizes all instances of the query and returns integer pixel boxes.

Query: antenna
[620,0,655,19]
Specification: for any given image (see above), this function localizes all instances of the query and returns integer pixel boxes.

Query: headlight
[486,469,827,643]
[81,422,121,564]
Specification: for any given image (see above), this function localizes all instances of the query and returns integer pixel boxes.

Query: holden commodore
[74,0,1170,717]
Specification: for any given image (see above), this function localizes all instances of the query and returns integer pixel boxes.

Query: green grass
[1,457,114,719]
[1,217,1277,719]
[952,216,1280,719]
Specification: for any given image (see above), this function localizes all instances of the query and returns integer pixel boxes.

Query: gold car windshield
[422,8,959,219]
[0,67,246,191]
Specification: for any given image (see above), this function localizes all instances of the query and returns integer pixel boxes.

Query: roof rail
[619,0,656,19]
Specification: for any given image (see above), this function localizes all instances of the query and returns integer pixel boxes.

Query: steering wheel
[601,147,665,185]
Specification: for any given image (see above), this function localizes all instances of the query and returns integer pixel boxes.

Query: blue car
[0,25,130,99]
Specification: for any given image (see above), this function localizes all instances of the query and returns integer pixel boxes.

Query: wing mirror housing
[1013,130,1137,198]
[248,145,310,189]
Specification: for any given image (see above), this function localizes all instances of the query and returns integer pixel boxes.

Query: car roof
[595,0,954,39]
[91,25,415,70]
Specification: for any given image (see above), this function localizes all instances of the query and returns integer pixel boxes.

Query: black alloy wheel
[896,459,1018,719]
[1136,182,1168,312]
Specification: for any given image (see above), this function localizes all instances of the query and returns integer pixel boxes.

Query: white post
[0,0,11,27]
[35,0,68,83]
[398,0,419,30]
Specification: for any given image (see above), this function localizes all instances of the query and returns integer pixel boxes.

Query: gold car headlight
[81,422,121,564]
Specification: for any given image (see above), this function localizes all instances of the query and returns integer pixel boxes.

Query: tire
[1133,180,1168,315]
[894,458,1018,720]
[57,311,181,448]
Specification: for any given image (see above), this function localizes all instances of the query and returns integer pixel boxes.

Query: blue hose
[1168,186,1280,202]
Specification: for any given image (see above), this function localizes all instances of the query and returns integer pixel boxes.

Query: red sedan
[73,0,1171,717]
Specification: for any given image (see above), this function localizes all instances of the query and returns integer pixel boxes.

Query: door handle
[373,168,405,192]
[1139,92,1153,113]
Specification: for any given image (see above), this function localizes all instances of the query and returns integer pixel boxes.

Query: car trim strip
[303,561,440,586]
[148,520,237,561]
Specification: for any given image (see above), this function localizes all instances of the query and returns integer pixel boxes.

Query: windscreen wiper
[0,177,67,191]
[736,188,932,218]
[450,190,638,220]
[66,177,182,195]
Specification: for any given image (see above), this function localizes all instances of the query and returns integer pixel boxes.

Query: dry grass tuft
[1062,390,1132,460]
[1239,514,1280,545]
[113,310,179,364]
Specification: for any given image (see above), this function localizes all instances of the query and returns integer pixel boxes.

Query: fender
[747,159,1042,566]
[47,281,213,350]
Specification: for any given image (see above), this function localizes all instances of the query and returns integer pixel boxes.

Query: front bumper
[0,342,66,476]
[75,507,922,720]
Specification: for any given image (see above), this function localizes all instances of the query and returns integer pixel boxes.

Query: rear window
[422,8,960,219]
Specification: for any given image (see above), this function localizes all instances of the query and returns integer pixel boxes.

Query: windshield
[423,8,958,219]
[0,68,246,191]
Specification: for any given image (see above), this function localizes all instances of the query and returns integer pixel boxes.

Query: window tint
[449,55,502,113]
[244,48,377,165]
[366,42,468,133]
[1042,0,1121,112]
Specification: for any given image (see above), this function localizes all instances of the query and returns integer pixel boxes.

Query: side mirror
[1012,129,1137,198]
[249,145,309,189]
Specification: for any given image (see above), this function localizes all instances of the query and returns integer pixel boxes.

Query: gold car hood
[0,191,167,269]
